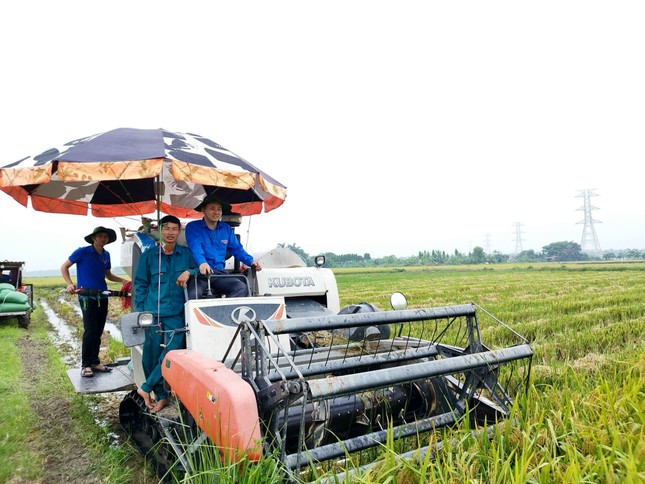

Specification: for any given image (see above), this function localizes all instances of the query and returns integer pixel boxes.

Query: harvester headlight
[137,312,155,328]
[314,255,325,267]
[390,292,408,310]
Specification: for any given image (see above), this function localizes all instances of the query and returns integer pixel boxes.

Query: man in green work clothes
[134,215,197,413]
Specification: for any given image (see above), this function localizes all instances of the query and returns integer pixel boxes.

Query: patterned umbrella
[0,127,286,218]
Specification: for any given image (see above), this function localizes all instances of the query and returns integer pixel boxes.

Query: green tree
[515,249,538,262]
[488,251,509,263]
[625,248,642,259]
[542,241,584,261]
[470,246,486,264]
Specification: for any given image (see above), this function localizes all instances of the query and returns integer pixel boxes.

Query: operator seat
[185,273,251,300]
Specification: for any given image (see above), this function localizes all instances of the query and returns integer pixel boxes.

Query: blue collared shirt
[185,218,253,271]
[68,245,111,293]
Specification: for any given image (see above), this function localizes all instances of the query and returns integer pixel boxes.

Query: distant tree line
[278,242,645,268]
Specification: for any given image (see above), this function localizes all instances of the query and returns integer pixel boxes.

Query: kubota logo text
[268,277,315,288]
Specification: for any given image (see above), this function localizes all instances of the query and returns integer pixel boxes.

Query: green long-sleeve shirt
[134,244,197,317]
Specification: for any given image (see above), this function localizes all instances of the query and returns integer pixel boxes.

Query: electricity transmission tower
[576,189,602,253]
[512,222,524,253]
[483,233,492,253]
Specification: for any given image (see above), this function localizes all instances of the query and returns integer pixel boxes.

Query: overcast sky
[1,1,644,271]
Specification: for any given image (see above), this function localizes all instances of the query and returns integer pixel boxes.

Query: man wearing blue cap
[134,215,197,413]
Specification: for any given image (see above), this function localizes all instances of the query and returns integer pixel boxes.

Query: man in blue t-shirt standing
[185,194,261,298]
[61,226,128,378]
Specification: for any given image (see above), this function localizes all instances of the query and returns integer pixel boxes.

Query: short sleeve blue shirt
[68,245,111,292]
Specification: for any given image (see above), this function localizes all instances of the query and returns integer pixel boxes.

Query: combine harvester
[72,221,533,482]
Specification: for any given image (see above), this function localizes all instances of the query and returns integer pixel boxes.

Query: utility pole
[512,222,524,254]
[576,189,601,253]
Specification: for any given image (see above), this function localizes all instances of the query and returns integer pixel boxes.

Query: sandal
[81,367,94,378]
[92,364,113,373]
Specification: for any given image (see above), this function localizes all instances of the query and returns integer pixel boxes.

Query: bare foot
[137,387,155,410]
[151,399,168,414]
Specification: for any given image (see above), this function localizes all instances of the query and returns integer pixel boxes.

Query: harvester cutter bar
[262,304,477,335]
[315,420,503,483]
[284,406,462,471]
[305,344,533,400]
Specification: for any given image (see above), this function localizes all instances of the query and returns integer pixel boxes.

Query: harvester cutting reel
[123,293,533,482]
[242,296,533,481]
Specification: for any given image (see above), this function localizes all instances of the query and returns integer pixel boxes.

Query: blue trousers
[140,314,185,400]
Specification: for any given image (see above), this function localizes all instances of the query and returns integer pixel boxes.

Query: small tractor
[0,260,33,328]
[68,219,533,482]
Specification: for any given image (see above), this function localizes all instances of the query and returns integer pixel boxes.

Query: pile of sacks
[0,283,32,314]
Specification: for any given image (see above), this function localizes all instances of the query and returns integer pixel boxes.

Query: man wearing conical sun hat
[61,226,128,378]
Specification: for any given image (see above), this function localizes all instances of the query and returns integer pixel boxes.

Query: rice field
[17,262,644,482]
[322,262,645,483]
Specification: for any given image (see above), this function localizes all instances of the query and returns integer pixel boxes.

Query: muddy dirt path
[17,333,103,483]
[16,291,147,483]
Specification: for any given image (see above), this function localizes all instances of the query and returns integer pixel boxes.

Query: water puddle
[59,297,123,342]
[42,296,127,446]
[40,299,80,366]
[105,322,122,342]
[87,392,126,446]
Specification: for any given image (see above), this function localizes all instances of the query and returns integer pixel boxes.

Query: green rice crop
[13,262,643,482]
[327,263,644,482]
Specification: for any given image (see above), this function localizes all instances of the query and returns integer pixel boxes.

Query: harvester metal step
[66,364,135,394]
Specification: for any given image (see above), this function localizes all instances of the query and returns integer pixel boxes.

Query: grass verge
[0,322,42,482]
[0,300,149,483]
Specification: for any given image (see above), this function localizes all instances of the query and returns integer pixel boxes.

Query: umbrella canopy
[0,128,287,218]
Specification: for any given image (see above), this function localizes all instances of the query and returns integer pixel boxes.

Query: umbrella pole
[154,175,163,329]
[155,175,162,223]
[245,214,252,249]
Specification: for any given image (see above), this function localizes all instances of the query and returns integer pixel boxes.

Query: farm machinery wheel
[18,313,30,329]
[119,390,208,481]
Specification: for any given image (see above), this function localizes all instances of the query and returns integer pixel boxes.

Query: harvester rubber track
[119,390,201,480]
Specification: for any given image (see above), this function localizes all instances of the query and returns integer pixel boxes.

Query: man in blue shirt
[61,226,128,378]
[185,194,261,298]
[134,215,197,413]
